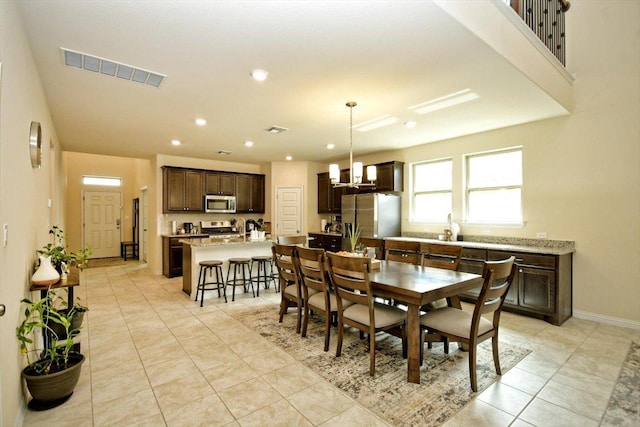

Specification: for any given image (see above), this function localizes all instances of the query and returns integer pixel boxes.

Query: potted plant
[347,224,362,253]
[37,226,91,274]
[16,290,86,409]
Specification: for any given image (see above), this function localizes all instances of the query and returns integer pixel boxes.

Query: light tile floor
[22,262,639,427]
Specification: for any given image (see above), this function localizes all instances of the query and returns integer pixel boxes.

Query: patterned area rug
[601,341,640,426]
[233,307,530,427]
[85,257,128,268]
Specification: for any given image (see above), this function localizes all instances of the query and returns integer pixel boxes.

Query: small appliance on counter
[200,220,239,238]
[183,222,193,234]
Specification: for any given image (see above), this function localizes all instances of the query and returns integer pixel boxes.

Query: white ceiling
[16,0,569,165]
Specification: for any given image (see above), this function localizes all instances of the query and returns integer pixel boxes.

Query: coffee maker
[183,222,193,234]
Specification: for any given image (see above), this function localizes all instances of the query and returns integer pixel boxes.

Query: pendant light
[329,101,376,188]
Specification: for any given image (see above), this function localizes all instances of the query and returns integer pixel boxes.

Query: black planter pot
[22,353,85,410]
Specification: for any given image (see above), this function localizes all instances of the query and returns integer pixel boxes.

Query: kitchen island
[181,237,274,299]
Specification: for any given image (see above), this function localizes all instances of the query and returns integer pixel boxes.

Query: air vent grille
[61,48,166,88]
[266,126,289,134]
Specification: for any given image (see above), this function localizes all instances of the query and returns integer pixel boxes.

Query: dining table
[369,260,483,384]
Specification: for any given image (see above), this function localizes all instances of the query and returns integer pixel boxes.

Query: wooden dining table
[369,260,483,384]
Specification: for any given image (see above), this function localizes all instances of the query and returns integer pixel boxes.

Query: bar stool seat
[197,260,226,306]
[226,258,253,301]
[251,255,276,296]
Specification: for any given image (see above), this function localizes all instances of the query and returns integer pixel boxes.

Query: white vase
[32,255,60,286]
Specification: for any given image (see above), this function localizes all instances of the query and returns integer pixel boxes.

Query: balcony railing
[509,0,570,65]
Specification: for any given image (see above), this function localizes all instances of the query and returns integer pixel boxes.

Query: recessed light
[404,121,417,128]
[285,156,293,161]
[244,141,254,147]
[326,144,335,150]
[251,69,268,81]
[171,140,181,146]
[195,118,207,126]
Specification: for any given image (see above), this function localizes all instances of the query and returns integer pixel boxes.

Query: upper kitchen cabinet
[236,173,265,213]
[317,170,350,213]
[362,161,404,193]
[205,172,235,196]
[163,167,204,212]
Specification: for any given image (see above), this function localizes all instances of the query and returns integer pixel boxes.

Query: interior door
[84,190,122,258]
[141,188,148,262]
[276,186,303,236]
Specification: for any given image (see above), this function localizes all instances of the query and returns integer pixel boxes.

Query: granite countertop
[163,233,209,238]
[309,231,343,237]
[180,237,274,247]
[386,236,575,256]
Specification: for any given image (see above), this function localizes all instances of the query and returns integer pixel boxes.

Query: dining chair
[295,246,346,351]
[419,256,516,391]
[277,235,308,246]
[326,252,407,376]
[358,237,385,260]
[384,240,421,264]
[272,244,303,333]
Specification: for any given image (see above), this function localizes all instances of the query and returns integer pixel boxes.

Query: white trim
[573,310,640,331]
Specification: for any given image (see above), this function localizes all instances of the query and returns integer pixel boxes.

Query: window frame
[82,175,122,187]
[464,147,524,226]
[410,157,453,224]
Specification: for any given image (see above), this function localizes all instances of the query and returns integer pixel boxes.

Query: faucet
[236,217,246,242]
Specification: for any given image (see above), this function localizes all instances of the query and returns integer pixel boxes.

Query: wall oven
[204,195,236,213]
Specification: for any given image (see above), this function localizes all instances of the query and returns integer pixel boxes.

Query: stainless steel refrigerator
[342,193,401,250]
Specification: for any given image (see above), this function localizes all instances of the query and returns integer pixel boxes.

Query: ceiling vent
[266,126,288,134]
[60,47,166,88]
[218,150,232,155]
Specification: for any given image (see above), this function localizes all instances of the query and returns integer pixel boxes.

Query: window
[82,176,121,187]
[411,159,452,222]
[465,148,522,224]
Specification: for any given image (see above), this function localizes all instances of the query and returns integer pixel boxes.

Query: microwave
[204,195,236,213]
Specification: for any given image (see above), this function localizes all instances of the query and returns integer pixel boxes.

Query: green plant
[37,226,92,271]
[347,224,362,252]
[16,291,85,375]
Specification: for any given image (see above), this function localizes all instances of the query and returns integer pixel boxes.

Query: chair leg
[444,337,449,354]
[469,342,478,392]
[492,334,501,375]
[369,329,376,376]
[278,296,287,323]
[197,266,205,307]
[401,325,407,359]
[323,313,331,352]
[301,303,310,338]
[295,300,302,334]
[336,318,344,357]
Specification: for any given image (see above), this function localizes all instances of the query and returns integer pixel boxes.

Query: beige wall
[0,1,66,424]
[63,152,147,253]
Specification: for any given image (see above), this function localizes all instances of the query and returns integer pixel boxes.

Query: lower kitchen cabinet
[308,233,342,252]
[458,248,572,326]
[162,235,206,277]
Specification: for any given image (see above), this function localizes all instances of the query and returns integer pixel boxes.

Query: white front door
[84,191,122,258]
[276,186,303,236]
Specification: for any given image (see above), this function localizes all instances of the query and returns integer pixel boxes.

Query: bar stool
[226,258,253,301]
[250,255,276,296]
[196,260,227,306]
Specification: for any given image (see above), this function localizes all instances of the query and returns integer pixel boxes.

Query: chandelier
[329,101,377,188]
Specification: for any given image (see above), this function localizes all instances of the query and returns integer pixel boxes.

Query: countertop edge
[386,237,575,256]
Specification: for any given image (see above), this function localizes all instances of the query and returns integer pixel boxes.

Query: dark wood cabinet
[360,161,404,193]
[308,233,342,252]
[236,174,265,213]
[205,172,235,196]
[163,167,204,212]
[459,247,572,325]
[317,172,346,213]
[163,235,205,277]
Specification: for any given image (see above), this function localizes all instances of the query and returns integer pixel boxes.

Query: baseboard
[573,310,640,331]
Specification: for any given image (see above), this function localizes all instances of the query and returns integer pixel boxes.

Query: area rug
[601,341,640,426]
[85,257,128,268]
[233,306,530,427]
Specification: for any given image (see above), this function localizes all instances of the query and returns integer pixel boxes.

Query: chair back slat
[420,243,462,271]
[384,240,421,264]
[272,244,300,287]
[277,235,307,246]
[474,257,517,318]
[296,246,327,294]
[326,253,371,308]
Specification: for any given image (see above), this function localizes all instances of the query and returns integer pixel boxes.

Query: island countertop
[180,237,273,247]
